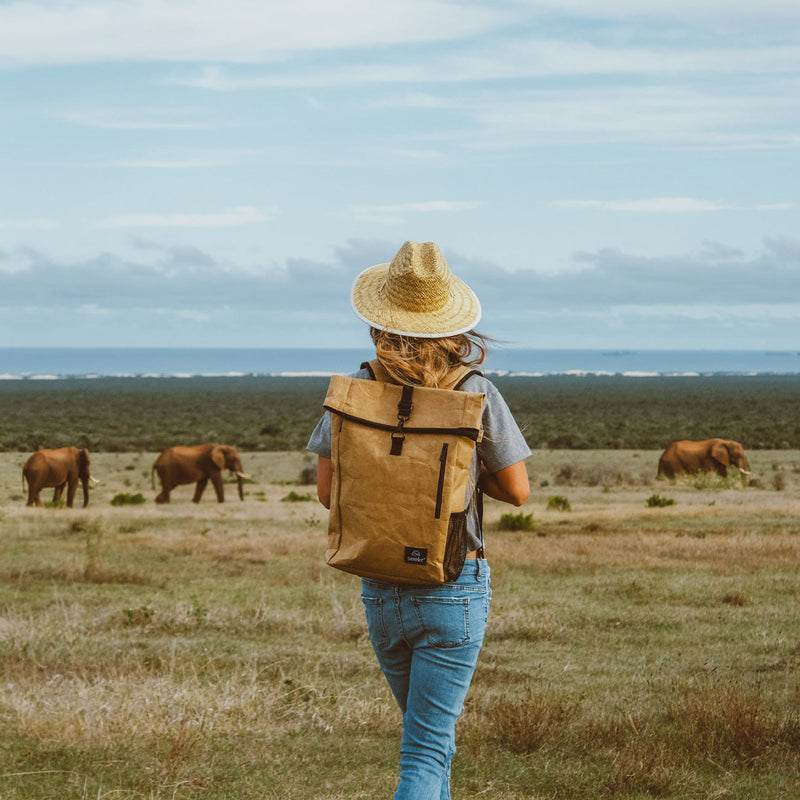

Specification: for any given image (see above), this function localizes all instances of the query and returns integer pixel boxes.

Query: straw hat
[350,241,482,338]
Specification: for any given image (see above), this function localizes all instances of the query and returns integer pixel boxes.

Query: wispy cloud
[171,39,800,91]
[96,206,277,229]
[350,201,481,225]
[552,198,795,213]
[0,0,506,67]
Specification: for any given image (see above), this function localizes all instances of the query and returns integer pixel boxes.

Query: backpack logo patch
[404,547,428,565]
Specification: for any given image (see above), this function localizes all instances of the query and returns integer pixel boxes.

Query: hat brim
[350,263,482,338]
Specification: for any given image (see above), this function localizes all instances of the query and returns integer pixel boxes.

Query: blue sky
[1,0,799,349]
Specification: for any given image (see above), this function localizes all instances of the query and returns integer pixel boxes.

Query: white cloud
[551,198,795,213]
[615,302,800,320]
[524,0,800,25]
[0,0,505,67]
[466,85,800,149]
[96,206,277,229]
[173,39,800,91]
[350,201,481,225]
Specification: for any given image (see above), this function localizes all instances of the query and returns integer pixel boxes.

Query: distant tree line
[0,374,798,453]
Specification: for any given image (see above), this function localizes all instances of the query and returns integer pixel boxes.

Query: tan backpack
[323,360,485,584]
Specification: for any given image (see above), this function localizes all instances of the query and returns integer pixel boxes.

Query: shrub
[110,492,146,506]
[646,493,675,508]
[281,490,316,503]
[498,512,535,532]
[547,495,571,512]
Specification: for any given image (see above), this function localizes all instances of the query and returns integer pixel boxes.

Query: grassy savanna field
[1,447,798,799]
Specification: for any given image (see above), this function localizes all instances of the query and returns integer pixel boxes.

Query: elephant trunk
[81,479,90,508]
[236,473,244,501]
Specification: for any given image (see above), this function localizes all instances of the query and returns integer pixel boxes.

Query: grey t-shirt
[306,368,531,553]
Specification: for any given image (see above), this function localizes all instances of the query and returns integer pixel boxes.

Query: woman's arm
[479,460,530,506]
[317,456,333,509]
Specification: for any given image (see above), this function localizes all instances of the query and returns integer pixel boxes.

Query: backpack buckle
[390,425,406,456]
[397,385,414,420]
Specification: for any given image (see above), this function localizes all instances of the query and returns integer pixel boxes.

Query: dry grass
[1,450,799,799]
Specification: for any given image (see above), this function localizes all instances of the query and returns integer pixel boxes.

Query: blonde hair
[370,328,489,387]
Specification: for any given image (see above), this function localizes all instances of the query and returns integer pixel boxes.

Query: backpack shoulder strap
[439,364,483,391]
[360,359,391,382]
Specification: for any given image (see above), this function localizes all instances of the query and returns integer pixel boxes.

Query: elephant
[657,439,751,481]
[23,447,93,507]
[152,443,250,504]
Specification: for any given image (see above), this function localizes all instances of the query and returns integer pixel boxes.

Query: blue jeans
[361,560,491,800]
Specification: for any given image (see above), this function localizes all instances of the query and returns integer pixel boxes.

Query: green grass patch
[281,490,316,502]
[646,493,676,507]
[547,495,572,511]
[110,492,146,506]
[498,511,535,531]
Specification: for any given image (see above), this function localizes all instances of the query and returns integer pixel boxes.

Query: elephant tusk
[89,476,100,485]
[739,468,752,475]
[235,471,251,480]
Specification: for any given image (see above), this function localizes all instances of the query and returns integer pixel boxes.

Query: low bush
[110,492,146,506]
[281,490,316,502]
[646,493,675,508]
[498,511,535,531]
[547,495,571,512]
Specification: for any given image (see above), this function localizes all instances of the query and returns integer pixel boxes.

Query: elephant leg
[66,480,78,508]
[53,483,66,503]
[193,477,209,503]
[210,473,225,503]
[154,471,171,503]
[27,486,38,506]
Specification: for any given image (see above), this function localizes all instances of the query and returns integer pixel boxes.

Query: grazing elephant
[23,447,93,507]
[657,439,751,480]
[152,443,250,504]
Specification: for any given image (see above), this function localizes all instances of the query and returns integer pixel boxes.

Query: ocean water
[1,348,799,378]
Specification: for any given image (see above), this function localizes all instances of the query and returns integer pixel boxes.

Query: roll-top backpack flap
[324,375,484,441]
[323,367,486,584]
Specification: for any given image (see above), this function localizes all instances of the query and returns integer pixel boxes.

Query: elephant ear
[209,446,226,470]
[711,440,731,466]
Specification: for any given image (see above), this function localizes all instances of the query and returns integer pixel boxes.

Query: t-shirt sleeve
[306,411,332,459]
[473,377,531,473]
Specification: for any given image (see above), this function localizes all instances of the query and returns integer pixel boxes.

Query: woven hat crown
[384,241,451,313]
[350,240,481,338]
